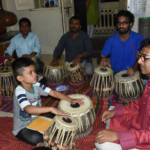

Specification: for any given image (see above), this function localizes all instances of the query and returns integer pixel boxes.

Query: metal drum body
[67,63,85,87]
[115,71,144,100]
[0,66,15,97]
[90,67,114,98]
[59,94,96,138]
[44,64,67,86]
[44,116,77,149]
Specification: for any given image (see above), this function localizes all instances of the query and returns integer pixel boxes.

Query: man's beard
[70,27,80,33]
[118,28,130,34]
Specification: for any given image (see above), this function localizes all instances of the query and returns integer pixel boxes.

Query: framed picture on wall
[44,0,59,7]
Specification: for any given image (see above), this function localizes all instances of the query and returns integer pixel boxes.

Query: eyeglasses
[138,53,150,61]
[117,21,129,25]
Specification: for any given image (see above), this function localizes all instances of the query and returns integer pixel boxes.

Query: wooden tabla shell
[44,116,77,149]
[115,71,144,100]
[90,67,114,98]
[44,64,67,86]
[67,63,85,86]
[0,67,15,97]
[59,94,96,138]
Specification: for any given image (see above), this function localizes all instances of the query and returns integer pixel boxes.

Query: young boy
[11,57,82,147]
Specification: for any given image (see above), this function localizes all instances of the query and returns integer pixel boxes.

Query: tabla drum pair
[0,65,15,97]
[66,62,86,87]
[44,62,67,86]
[58,94,96,138]
[90,67,114,98]
[44,115,77,150]
[115,71,144,100]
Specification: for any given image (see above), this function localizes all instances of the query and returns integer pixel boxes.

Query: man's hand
[4,58,11,65]
[95,129,118,143]
[72,56,81,65]
[102,110,115,123]
[50,59,60,66]
[127,67,135,76]
[99,57,110,68]
[22,54,32,58]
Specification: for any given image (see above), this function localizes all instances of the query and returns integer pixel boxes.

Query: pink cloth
[110,79,150,150]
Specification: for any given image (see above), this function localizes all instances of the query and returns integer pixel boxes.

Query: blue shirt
[101,31,144,72]
[5,32,40,58]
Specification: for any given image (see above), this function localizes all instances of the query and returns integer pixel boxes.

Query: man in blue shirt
[100,10,144,74]
[5,17,43,74]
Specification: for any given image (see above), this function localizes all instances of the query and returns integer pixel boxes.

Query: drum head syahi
[59,94,93,115]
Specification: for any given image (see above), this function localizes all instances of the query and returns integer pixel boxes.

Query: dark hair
[69,16,81,24]
[115,10,134,25]
[141,39,150,49]
[19,17,31,27]
[12,57,35,81]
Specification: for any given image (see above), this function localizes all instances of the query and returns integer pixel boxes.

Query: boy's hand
[102,110,115,123]
[71,99,84,106]
[50,107,69,117]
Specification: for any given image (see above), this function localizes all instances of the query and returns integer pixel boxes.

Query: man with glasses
[94,38,150,150]
[100,10,144,75]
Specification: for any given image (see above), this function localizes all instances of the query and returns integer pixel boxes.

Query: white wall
[2,0,64,55]
[132,0,150,32]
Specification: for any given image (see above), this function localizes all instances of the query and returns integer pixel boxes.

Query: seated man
[4,17,43,74]
[100,10,144,75]
[95,39,150,150]
[51,16,94,76]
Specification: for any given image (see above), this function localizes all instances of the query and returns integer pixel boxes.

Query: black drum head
[100,68,107,72]
[71,103,80,108]
[122,73,129,77]
[62,117,72,123]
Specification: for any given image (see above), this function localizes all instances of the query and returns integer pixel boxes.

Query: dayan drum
[59,94,96,138]
[44,63,67,86]
[90,67,114,98]
[115,71,144,100]
[43,116,77,150]
[0,65,15,97]
[66,62,85,87]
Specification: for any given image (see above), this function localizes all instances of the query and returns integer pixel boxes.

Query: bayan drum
[115,71,144,100]
[66,62,85,87]
[59,94,96,138]
[90,67,114,98]
[44,63,67,86]
[0,65,15,97]
[44,116,77,150]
